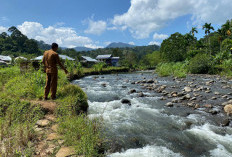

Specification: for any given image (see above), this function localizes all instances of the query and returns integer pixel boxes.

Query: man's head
[51,43,58,51]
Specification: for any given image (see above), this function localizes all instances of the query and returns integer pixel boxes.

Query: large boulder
[224,105,232,116]
[121,99,131,105]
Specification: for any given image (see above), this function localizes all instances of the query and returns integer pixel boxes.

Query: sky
[1,0,232,49]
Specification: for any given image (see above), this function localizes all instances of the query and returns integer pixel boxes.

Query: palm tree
[217,29,223,53]
[203,23,214,55]
[222,20,231,36]
[190,27,198,37]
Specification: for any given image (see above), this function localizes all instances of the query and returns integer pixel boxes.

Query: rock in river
[184,87,192,92]
[165,102,173,107]
[121,99,131,105]
[224,105,232,116]
[129,89,136,94]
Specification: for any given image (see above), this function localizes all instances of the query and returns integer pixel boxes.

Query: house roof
[112,57,120,59]
[96,54,112,59]
[32,55,75,61]
[15,56,27,60]
[82,56,98,62]
[59,55,75,61]
[0,60,7,64]
[0,55,12,61]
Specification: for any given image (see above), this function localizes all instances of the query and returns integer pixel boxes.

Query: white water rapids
[73,73,232,157]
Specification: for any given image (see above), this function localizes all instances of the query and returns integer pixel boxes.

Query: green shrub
[56,84,88,116]
[188,53,213,74]
[92,62,107,72]
[221,38,232,52]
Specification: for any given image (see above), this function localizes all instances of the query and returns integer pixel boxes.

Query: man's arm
[56,54,68,74]
[42,52,46,72]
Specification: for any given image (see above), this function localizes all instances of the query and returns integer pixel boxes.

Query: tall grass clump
[58,115,104,157]
[56,84,104,157]
[0,98,45,156]
[156,62,187,78]
[0,66,20,88]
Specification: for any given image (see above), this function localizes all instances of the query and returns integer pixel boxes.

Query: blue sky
[0,0,232,48]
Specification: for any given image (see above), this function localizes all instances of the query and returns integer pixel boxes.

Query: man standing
[42,43,68,100]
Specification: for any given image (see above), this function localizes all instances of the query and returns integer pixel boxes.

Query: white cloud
[0,26,7,33]
[17,21,93,48]
[104,41,112,46]
[84,19,107,35]
[107,26,117,31]
[153,33,168,40]
[149,41,161,46]
[113,0,232,39]
[129,42,135,45]
[84,44,103,49]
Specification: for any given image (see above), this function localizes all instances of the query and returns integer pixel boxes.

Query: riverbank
[0,66,104,156]
[68,66,130,81]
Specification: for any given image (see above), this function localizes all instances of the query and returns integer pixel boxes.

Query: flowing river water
[73,72,232,157]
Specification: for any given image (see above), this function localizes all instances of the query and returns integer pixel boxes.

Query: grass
[156,62,188,78]
[0,66,104,156]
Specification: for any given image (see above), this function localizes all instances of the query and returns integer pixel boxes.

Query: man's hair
[51,43,58,49]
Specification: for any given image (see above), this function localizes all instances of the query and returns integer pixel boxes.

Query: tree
[160,32,190,62]
[190,27,198,37]
[202,23,214,55]
[217,29,224,53]
[222,20,231,37]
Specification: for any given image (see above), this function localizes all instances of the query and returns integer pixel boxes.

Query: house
[80,56,98,67]
[96,54,120,66]
[96,54,112,65]
[0,55,12,64]
[111,57,120,66]
[0,60,8,67]
[32,54,75,61]
[32,54,75,70]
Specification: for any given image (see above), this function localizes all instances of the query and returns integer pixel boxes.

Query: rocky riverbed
[73,72,232,157]
[130,74,232,127]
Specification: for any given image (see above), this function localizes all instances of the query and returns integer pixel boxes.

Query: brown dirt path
[30,100,76,157]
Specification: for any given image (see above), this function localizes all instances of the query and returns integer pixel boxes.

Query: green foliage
[156,62,187,78]
[0,66,20,88]
[140,51,162,68]
[0,27,41,56]
[57,84,88,116]
[76,62,84,77]
[221,38,232,52]
[58,115,103,157]
[160,33,196,62]
[92,62,107,72]
[188,53,213,74]
[186,49,205,59]
[0,97,45,156]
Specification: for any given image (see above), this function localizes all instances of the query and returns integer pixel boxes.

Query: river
[73,72,232,157]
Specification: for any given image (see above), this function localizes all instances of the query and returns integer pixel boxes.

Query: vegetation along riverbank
[0,66,105,156]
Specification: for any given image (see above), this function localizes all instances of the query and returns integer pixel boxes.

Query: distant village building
[111,57,120,66]
[96,54,120,66]
[80,56,98,67]
[32,55,75,61]
[31,54,75,70]
[0,55,12,64]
